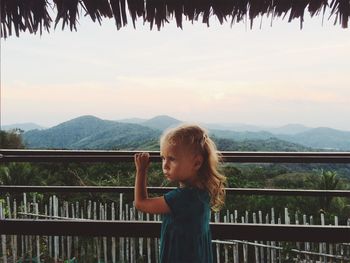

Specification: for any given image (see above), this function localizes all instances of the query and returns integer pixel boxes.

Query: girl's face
[160,142,202,186]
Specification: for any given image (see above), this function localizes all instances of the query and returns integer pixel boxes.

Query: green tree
[0,129,25,148]
[318,170,340,212]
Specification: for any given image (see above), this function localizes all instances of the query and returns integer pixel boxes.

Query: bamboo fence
[1,193,350,263]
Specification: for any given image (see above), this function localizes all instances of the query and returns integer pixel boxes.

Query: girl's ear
[194,155,203,171]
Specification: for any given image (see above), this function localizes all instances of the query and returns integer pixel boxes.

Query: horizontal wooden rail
[0,219,349,242]
[2,149,350,163]
[1,185,350,197]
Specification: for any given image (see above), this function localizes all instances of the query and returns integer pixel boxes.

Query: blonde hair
[160,124,226,211]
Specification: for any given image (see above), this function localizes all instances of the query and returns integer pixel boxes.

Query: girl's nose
[162,160,169,170]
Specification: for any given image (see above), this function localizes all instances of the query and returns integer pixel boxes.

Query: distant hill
[141,115,182,131]
[266,124,311,135]
[21,115,350,151]
[22,115,311,151]
[213,137,313,152]
[2,123,45,132]
[118,118,147,124]
[209,129,275,141]
[209,126,350,151]
[278,127,350,150]
[23,115,160,150]
[204,123,312,134]
[203,123,266,132]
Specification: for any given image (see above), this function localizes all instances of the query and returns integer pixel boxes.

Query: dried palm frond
[0,0,348,38]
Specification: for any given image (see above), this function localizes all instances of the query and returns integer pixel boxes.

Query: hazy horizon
[2,11,350,130]
[3,114,350,132]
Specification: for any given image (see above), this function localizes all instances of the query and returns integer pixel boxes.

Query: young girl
[134,124,226,263]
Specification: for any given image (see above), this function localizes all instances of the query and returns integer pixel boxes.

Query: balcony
[1,150,350,262]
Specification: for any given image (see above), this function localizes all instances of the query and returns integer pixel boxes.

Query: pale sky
[1,11,350,130]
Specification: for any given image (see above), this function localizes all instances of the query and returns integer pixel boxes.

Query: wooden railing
[1,149,350,242]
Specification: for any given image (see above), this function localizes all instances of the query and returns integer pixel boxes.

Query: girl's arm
[134,152,170,214]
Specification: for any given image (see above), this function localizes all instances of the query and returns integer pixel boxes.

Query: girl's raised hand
[134,152,150,173]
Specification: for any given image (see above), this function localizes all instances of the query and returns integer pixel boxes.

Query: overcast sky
[1,11,350,130]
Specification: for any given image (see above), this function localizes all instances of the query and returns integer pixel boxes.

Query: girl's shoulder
[173,186,209,201]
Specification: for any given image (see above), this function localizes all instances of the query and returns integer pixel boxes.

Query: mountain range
[16,115,350,151]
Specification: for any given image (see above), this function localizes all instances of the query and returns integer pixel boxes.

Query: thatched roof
[1,0,349,38]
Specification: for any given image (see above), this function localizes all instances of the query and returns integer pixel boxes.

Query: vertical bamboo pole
[215,212,221,263]
[60,205,65,261]
[259,211,265,262]
[23,193,27,261]
[277,217,282,263]
[271,208,276,263]
[27,202,33,262]
[347,219,350,259]
[81,205,85,261]
[265,213,271,263]
[125,203,129,262]
[44,204,49,261]
[111,202,116,263]
[223,215,229,263]
[102,203,108,263]
[310,215,314,261]
[13,199,18,262]
[334,216,339,260]
[54,195,59,262]
[146,213,151,263]
[93,201,101,263]
[138,211,144,260]
[119,193,124,263]
[231,211,239,263]
[295,212,300,262]
[0,201,7,263]
[241,216,248,263]
[252,212,259,263]
[7,196,17,262]
[320,213,326,263]
[65,201,71,261]
[34,203,40,263]
[130,206,135,263]
[155,214,160,263]
[75,201,79,260]
[303,214,310,262]
[48,196,52,259]
[87,200,92,261]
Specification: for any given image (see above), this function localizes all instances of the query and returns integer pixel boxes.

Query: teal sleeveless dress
[160,187,213,263]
